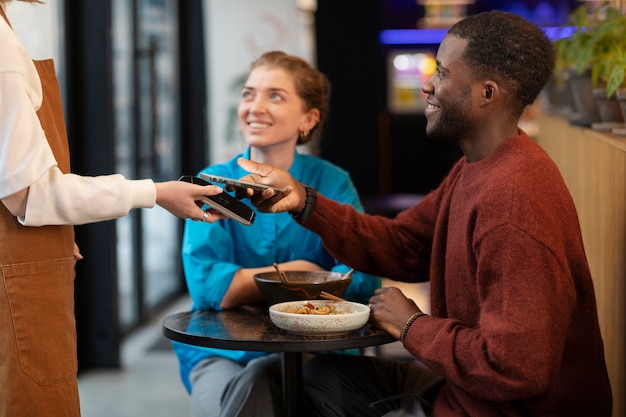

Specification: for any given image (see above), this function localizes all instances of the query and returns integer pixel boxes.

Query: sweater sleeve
[302,191,438,283]
[309,164,382,303]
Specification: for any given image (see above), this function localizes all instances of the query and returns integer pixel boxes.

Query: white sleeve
[0,71,58,199]
[0,16,57,198]
[0,20,157,226]
[20,167,157,226]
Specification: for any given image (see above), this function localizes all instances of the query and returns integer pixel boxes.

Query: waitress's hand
[155,181,227,222]
[236,158,306,214]
[73,243,84,263]
[368,287,423,340]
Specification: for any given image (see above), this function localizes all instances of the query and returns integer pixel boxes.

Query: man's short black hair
[448,11,555,112]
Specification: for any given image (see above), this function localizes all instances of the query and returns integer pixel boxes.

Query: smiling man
[236,11,613,417]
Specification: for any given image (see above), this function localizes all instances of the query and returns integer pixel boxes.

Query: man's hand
[237,158,307,214]
[368,287,423,340]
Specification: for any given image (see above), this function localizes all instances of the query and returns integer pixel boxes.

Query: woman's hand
[155,181,227,222]
[73,242,84,263]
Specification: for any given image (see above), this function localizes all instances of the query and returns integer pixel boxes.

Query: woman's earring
[299,130,310,141]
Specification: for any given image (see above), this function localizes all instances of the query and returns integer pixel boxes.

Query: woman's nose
[249,98,266,114]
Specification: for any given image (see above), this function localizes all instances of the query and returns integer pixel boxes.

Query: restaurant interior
[6,0,624,416]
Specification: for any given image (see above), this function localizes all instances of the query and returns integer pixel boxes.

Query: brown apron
[0,8,80,417]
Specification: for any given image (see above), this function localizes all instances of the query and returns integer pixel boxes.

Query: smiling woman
[238,51,330,161]
[170,50,381,417]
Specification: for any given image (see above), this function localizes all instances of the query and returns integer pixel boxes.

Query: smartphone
[199,173,281,194]
[178,175,255,226]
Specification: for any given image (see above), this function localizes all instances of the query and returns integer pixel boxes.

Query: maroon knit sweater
[304,132,612,416]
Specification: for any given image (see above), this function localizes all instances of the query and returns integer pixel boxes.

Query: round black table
[162,305,395,417]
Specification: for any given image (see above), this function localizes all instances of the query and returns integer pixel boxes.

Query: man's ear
[481,80,498,106]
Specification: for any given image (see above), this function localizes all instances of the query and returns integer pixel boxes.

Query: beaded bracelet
[289,185,317,223]
[400,311,427,344]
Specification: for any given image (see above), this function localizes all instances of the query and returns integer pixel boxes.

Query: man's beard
[426,97,474,142]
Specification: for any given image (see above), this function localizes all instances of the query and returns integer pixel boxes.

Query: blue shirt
[172,148,381,392]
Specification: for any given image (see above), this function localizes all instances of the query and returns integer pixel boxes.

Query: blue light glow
[379,26,578,45]
[379,28,448,45]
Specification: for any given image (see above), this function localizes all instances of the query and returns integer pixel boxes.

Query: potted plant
[593,7,626,98]
[592,6,626,127]
[553,5,600,126]
[593,7,626,132]
[554,4,626,126]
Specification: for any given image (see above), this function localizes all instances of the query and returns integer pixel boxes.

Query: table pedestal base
[281,352,302,417]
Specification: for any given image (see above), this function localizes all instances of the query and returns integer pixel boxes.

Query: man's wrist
[400,311,427,344]
[289,185,317,223]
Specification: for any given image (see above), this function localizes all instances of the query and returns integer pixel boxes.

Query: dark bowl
[253,271,352,305]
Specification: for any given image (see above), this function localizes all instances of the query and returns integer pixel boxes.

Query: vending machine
[386,49,437,115]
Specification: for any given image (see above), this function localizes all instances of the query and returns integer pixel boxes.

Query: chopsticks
[320,291,347,302]
[319,269,355,302]
[273,263,289,283]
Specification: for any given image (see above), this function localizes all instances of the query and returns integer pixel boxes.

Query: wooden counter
[536,115,625,417]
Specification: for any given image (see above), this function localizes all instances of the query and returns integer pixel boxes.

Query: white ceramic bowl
[269,300,370,336]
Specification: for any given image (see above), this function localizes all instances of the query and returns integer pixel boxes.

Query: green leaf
[606,66,625,98]
[576,48,593,74]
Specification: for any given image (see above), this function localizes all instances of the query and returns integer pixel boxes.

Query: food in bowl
[253,270,352,305]
[269,300,370,335]
[280,302,343,315]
